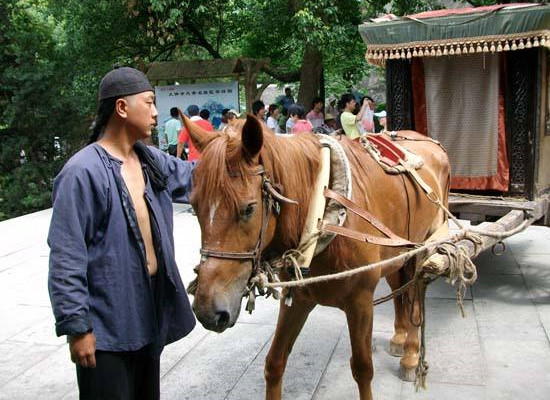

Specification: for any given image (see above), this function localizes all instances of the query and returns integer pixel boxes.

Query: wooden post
[506,49,538,199]
[386,59,414,131]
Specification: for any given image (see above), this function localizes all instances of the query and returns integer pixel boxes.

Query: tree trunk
[297,45,323,112]
[242,59,270,113]
[320,67,325,107]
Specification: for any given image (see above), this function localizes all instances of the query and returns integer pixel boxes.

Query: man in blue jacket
[48,66,196,400]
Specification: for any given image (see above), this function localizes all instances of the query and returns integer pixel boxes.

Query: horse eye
[240,203,257,220]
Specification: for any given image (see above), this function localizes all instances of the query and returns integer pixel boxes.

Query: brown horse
[182,114,450,400]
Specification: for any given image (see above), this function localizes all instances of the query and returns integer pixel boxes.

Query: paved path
[0,206,549,399]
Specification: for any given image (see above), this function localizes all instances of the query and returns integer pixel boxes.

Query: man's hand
[69,332,96,368]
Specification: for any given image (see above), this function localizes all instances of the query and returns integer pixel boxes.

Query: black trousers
[76,349,160,400]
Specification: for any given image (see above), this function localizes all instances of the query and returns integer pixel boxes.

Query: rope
[252,230,468,290]
[431,239,480,317]
[373,279,415,306]
[415,278,430,390]
[245,209,531,388]
[284,251,304,281]
[253,210,530,291]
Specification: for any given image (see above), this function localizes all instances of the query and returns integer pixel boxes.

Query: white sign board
[155,82,239,133]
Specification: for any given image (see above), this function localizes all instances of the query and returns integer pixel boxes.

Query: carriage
[359,3,550,228]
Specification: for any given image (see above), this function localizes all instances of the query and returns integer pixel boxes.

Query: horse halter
[198,166,297,278]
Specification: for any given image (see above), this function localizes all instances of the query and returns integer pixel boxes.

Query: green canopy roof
[359,4,550,65]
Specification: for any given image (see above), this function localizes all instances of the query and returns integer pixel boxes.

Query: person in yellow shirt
[338,93,370,140]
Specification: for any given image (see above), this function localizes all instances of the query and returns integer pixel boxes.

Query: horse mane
[261,131,321,250]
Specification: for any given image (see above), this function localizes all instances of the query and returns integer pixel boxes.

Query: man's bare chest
[121,161,150,227]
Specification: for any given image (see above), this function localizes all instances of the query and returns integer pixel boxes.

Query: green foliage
[0,0,503,220]
[361,0,443,17]
[0,0,89,220]
[0,161,59,221]
[234,0,370,97]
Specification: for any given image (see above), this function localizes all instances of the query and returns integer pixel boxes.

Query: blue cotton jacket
[48,143,196,353]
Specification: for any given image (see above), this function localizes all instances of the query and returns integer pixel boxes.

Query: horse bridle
[198,165,297,278]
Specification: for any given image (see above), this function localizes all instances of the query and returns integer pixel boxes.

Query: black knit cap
[98,66,154,101]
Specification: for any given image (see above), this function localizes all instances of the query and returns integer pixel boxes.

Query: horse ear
[241,114,263,162]
[178,108,219,151]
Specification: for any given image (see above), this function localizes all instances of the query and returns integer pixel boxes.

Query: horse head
[184,113,281,332]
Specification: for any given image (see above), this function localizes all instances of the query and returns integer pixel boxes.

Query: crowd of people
[162,87,388,161]
[248,88,387,137]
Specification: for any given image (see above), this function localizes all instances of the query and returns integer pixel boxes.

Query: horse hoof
[388,341,404,357]
[399,365,417,382]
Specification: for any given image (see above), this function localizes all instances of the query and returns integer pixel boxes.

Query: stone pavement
[0,205,549,400]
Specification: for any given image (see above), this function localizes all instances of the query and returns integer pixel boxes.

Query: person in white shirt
[266,104,281,133]
[218,108,230,131]
[375,110,388,133]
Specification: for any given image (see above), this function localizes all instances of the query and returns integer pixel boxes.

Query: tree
[0,0,93,220]
[1,0,506,220]
[230,0,368,109]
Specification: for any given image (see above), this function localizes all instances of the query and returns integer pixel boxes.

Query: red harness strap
[366,134,407,167]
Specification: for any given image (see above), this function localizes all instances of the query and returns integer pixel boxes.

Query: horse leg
[400,275,427,382]
[386,270,408,357]
[265,293,315,400]
[345,292,375,400]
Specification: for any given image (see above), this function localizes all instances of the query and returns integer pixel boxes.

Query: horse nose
[214,309,231,331]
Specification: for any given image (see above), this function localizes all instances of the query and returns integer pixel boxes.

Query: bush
[0,161,59,221]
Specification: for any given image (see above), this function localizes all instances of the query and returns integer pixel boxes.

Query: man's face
[123,91,158,138]
[314,101,323,112]
[227,113,238,125]
[367,99,375,110]
[285,89,291,97]
[258,107,266,119]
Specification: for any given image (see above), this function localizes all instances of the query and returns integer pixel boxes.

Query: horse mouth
[213,310,231,333]
[193,304,238,333]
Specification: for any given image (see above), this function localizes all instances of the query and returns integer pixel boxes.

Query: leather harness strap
[323,188,417,247]
[400,159,440,202]
[322,224,415,247]
[200,249,257,260]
